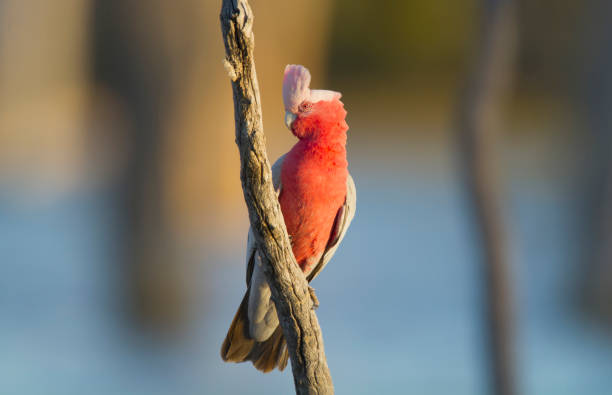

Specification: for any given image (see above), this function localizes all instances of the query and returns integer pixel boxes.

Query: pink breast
[280,147,347,274]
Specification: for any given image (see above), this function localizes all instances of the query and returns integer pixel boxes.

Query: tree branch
[219,1,334,394]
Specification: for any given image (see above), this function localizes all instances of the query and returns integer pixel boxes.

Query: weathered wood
[219,1,334,394]
[457,1,517,395]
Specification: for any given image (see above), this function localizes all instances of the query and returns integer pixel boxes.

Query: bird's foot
[308,286,319,310]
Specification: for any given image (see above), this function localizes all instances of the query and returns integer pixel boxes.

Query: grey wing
[244,155,286,341]
[307,173,356,282]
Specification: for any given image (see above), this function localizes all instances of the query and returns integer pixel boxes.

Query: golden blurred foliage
[158,0,334,238]
[0,0,90,195]
[0,0,333,239]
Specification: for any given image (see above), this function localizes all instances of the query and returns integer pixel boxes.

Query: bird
[220,64,356,372]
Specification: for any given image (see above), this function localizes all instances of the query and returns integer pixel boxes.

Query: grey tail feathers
[220,291,289,373]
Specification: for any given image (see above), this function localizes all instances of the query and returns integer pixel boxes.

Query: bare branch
[219,1,334,394]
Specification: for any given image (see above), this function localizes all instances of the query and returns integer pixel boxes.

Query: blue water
[1,138,611,394]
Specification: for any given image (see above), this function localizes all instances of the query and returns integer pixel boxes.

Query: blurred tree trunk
[457,1,517,394]
[578,0,612,323]
[91,0,189,332]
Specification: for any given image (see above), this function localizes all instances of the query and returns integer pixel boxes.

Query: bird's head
[282,64,343,139]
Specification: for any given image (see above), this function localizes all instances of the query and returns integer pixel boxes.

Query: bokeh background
[2,0,612,394]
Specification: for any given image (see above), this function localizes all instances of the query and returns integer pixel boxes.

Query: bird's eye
[298,102,313,113]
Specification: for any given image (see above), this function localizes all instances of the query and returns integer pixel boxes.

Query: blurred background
[1,0,612,394]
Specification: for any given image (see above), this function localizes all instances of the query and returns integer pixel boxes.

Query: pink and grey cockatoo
[221,64,356,372]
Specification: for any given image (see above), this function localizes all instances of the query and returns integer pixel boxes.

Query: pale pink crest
[283,65,311,113]
[309,89,342,103]
[283,65,343,113]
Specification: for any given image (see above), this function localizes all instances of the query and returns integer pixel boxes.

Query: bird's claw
[308,286,319,310]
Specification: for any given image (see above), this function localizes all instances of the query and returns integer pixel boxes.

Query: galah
[221,64,356,372]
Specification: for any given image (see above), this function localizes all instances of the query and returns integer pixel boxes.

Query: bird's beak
[284,111,297,130]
